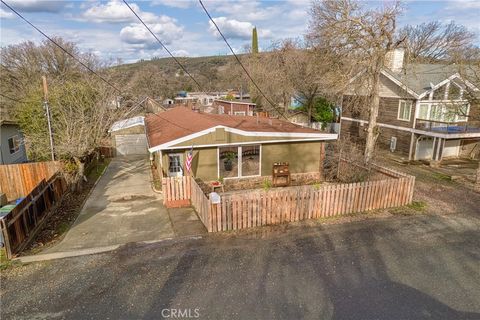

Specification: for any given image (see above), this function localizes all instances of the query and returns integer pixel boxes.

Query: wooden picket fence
[0,173,67,258]
[162,176,191,208]
[208,176,414,232]
[162,166,415,232]
[0,161,61,201]
[190,177,210,227]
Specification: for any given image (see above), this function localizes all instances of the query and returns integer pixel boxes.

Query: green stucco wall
[159,140,322,181]
[261,141,321,176]
[160,147,218,180]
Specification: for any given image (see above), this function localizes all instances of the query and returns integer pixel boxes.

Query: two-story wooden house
[341,49,480,162]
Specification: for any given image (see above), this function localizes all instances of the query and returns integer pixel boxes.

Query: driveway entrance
[45,155,175,252]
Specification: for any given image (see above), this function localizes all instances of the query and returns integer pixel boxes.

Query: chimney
[385,48,404,72]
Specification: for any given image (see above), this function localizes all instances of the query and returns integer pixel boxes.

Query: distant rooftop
[109,116,144,132]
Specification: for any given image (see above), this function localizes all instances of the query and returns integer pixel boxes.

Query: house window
[417,102,469,122]
[218,145,260,178]
[241,145,260,176]
[219,147,239,178]
[448,83,462,100]
[234,111,246,116]
[168,154,183,177]
[8,135,21,154]
[418,103,429,119]
[455,103,469,122]
[397,100,412,121]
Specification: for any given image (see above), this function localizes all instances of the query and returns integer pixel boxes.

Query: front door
[168,153,183,177]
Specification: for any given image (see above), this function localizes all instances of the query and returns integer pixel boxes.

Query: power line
[1,0,122,94]
[122,0,203,92]
[198,0,288,120]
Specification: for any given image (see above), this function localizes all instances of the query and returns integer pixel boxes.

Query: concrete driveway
[45,155,175,253]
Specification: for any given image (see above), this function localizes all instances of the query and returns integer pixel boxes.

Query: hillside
[109,54,249,99]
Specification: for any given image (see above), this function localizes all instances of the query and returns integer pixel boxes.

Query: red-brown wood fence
[0,173,67,258]
[162,166,415,232]
[0,161,61,201]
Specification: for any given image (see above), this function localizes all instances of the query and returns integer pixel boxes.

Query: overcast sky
[1,0,479,63]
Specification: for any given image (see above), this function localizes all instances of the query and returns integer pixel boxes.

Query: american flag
[185,146,193,173]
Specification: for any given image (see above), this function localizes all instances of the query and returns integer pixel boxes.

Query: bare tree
[1,39,128,189]
[399,21,476,62]
[454,54,480,192]
[307,0,404,164]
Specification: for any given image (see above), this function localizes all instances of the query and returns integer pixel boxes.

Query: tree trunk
[475,161,480,193]
[73,156,86,192]
[364,64,382,164]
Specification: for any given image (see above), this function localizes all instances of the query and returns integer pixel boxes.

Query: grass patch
[87,159,111,181]
[153,179,162,190]
[0,248,22,270]
[407,201,427,212]
[432,172,452,182]
[390,201,427,215]
[56,221,71,235]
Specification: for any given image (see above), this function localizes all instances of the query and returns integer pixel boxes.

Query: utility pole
[42,76,55,161]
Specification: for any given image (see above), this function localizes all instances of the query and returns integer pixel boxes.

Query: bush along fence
[0,161,61,201]
[162,165,415,232]
[0,173,67,259]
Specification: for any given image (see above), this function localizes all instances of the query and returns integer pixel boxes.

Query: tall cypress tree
[250,27,259,104]
[252,27,258,54]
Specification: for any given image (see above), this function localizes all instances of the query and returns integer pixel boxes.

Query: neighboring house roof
[382,63,479,99]
[214,99,255,105]
[109,116,145,133]
[145,107,336,151]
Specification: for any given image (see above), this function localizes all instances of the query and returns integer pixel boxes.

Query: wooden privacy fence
[162,166,415,233]
[0,161,61,201]
[0,173,67,258]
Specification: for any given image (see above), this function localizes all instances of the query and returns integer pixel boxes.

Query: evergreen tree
[252,27,258,54]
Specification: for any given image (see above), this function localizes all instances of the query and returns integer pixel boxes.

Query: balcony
[415,119,480,134]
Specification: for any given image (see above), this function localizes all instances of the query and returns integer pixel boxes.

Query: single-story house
[0,120,28,165]
[109,116,148,156]
[145,107,337,182]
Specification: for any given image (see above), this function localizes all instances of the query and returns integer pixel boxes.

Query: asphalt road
[1,212,480,320]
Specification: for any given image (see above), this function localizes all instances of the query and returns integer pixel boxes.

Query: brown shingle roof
[145,107,326,148]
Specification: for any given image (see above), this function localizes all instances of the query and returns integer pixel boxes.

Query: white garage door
[115,134,148,156]
[415,137,434,160]
[443,140,460,158]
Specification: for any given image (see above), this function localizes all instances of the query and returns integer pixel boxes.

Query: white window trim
[8,134,21,155]
[397,100,412,122]
[217,144,261,179]
[417,101,470,123]
[167,153,184,177]
[234,111,246,116]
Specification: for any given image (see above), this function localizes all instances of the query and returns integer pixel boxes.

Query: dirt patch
[376,154,480,217]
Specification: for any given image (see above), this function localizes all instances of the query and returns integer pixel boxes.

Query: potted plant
[223,152,236,171]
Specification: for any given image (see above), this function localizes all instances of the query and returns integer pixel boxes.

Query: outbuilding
[109,116,148,156]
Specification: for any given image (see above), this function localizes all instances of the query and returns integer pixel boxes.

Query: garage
[442,139,460,158]
[415,136,434,160]
[109,116,148,156]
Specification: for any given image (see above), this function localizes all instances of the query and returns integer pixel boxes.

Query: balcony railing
[415,119,480,134]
